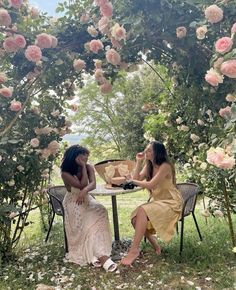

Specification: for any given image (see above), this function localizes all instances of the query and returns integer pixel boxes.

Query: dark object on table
[122,181,136,190]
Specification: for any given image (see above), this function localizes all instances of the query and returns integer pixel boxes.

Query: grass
[0,189,236,290]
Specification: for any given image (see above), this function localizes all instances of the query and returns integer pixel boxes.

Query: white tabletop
[89,183,141,196]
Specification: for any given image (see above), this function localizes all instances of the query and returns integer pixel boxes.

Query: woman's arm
[81,164,96,193]
[61,171,84,189]
[76,165,96,204]
[132,163,171,190]
[132,160,147,181]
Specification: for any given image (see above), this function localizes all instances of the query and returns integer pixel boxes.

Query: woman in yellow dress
[121,141,183,266]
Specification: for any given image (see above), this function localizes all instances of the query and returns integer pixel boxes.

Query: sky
[29,0,60,15]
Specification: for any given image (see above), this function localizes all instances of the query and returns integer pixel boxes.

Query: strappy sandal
[91,257,102,268]
[102,258,117,272]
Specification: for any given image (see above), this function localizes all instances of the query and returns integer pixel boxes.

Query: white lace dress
[63,187,112,266]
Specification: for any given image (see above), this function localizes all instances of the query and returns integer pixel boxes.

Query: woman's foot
[120,250,140,266]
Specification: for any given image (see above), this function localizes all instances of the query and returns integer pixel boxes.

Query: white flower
[198,143,207,150]
[51,110,60,117]
[17,165,24,172]
[8,179,15,186]
[9,211,18,219]
[178,125,189,132]
[176,116,183,124]
[226,94,236,103]
[200,162,207,170]
[206,109,212,116]
[214,209,224,217]
[190,134,200,143]
[0,155,2,162]
[201,209,210,217]
[183,163,191,170]
[197,119,204,126]
[232,247,236,253]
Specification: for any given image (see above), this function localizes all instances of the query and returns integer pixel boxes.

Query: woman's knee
[131,216,136,227]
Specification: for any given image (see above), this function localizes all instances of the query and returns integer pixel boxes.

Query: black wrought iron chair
[45,186,68,253]
[176,182,203,255]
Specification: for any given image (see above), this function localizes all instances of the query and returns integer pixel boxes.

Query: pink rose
[93,59,102,69]
[176,26,187,38]
[196,26,207,40]
[94,68,104,83]
[14,34,26,48]
[0,8,11,26]
[98,16,109,34]
[0,72,7,83]
[95,0,108,6]
[10,100,22,112]
[100,2,113,17]
[3,37,18,53]
[80,14,90,24]
[204,5,223,24]
[207,147,235,170]
[205,68,223,86]
[220,60,236,78]
[25,45,42,62]
[73,59,86,71]
[50,36,58,48]
[89,39,104,53]
[215,37,233,54]
[87,25,98,37]
[219,106,231,118]
[100,82,112,94]
[111,38,122,49]
[111,23,126,41]
[0,87,13,98]
[30,7,39,19]
[231,23,236,34]
[30,138,39,147]
[35,33,52,49]
[106,48,121,65]
[48,140,60,155]
[8,0,23,9]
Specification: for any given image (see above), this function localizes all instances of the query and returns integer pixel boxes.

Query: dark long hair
[146,141,176,184]
[60,145,89,175]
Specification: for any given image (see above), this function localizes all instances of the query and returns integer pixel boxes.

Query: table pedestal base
[111,238,132,261]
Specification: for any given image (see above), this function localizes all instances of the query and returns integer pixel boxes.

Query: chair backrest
[47,186,67,216]
[176,183,199,217]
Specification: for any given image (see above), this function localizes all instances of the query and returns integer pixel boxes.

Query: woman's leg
[145,231,161,255]
[121,207,148,265]
[132,214,161,255]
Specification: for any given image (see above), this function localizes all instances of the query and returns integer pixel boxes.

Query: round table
[89,184,141,242]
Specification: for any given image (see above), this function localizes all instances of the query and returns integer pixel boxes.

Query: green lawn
[0,189,235,290]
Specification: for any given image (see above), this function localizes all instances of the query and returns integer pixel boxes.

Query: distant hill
[63,134,86,145]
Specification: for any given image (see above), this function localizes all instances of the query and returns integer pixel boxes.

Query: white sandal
[91,256,102,268]
[102,258,117,272]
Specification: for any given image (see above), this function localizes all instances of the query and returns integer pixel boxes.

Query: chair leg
[179,218,184,255]
[45,212,55,242]
[63,216,68,253]
[192,212,203,241]
[176,222,179,235]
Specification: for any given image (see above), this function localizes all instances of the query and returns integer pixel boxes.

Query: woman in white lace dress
[61,145,117,271]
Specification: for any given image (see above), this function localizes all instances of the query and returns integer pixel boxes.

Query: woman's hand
[76,189,87,204]
[136,152,145,161]
[76,155,86,167]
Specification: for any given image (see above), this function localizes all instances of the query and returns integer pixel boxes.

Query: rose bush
[0,0,236,258]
